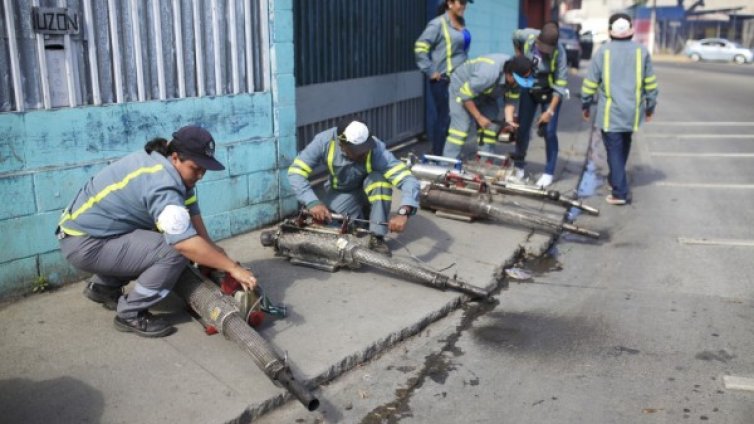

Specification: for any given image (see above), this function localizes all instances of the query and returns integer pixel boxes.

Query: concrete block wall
[0,0,297,299]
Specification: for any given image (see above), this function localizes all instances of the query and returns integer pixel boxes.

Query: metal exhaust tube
[265,229,489,298]
[174,266,319,411]
[349,246,490,298]
[493,182,600,216]
[420,186,600,239]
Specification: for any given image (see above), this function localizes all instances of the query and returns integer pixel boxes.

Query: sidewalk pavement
[0,87,600,424]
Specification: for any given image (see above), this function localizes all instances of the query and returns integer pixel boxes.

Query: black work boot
[113,311,175,338]
[83,282,122,310]
[369,235,392,257]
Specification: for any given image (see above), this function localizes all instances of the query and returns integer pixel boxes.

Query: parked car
[559,26,582,68]
[683,38,753,64]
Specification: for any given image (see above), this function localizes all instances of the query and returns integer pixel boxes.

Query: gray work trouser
[442,94,501,160]
[323,172,392,236]
[59,229,188,319]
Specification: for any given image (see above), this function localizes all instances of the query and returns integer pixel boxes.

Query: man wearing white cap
[581,13,659,205]
[287,119,421,255]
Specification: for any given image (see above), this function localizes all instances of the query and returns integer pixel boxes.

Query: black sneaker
[369,235,392,257]
[83,282,122,310]
[113,311,175,338]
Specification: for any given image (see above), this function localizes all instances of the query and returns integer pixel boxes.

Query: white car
[684,38,753,64]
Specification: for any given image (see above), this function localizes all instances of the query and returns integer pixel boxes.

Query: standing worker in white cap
[287,119,421,256]
[57,125,258,337]
[511,22,569,188]
[581,13,659,205]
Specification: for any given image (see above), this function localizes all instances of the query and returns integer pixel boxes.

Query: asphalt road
[257,60,754,423]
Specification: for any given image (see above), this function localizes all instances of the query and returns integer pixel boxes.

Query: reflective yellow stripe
[555,79,568,86]
[644,75,656,83]
[368,194,392,203]
[524,34,535,55]
[645,83,658,90]
[482,138,496,145]
[549,50,559,87]
[603,49,611,130]
[184,195,197,206]
[288,167,309,178]
[581,86,596,95]
[506,92,520,99]
[440,17,453,73]
[467,57,495,65]
[365,181,391,194]
[415,41,430,49]
[483,129,496,136]
[384,163,407,178]
[583,79,598,88]
[449,128,467,137]
[59,164,164,226]
[327,140,338,189]
[59,225,86,236]
[483,87,494,95]
[414,48,429,53]
[447,136,465,145]
[293,158,312,173]
[460,82,473,97]
[390,170,412,186]
[366,150,372,174]
[634,48,642,131]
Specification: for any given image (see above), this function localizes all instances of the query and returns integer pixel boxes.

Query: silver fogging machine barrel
[174,266,319,411]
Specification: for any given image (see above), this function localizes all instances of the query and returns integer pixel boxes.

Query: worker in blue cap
[442,54,535,160]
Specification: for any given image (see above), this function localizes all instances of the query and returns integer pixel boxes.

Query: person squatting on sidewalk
[287,119,421,257]
[414,0,473,156]
[442,54,535,160]
[581,13,659,205]
[511,22,569,188]
[57,126,258,338]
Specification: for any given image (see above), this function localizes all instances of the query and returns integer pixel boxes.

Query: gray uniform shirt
[59,151,200,245]
[581,40,659,132]
[288,128,420,209]
[414,13,469,77]
[512,28,569,98]
[450,54,519,104]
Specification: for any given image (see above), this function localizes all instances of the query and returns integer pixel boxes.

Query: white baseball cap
[609,14,634,39]
[338,120,375,155]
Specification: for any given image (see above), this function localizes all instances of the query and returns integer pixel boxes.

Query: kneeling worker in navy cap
[287,119,421,256]
[57,125,257,337]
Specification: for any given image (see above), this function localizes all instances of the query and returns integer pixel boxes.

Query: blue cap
[512,72,535,89]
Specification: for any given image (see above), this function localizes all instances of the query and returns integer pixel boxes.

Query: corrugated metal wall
[293,0,425,149]
[0,0,269,112]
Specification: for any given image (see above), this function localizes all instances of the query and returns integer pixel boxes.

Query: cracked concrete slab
[0,100,595,423]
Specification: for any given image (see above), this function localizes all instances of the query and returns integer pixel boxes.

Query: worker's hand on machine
[308,204,332,223]
[476,116,492,130]
[582,107,590,121]
[388,215,408,233]
[228,264,257,291]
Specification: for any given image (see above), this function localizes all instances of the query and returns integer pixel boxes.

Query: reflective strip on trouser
[58,229,188,319]
[443,94,500,159]
[322,172,392,236]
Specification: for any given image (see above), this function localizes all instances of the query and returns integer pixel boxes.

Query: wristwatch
[397,206,413,217]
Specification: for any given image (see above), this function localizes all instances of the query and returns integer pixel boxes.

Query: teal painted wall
[464,0,519,58]
[0,0,297,298]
